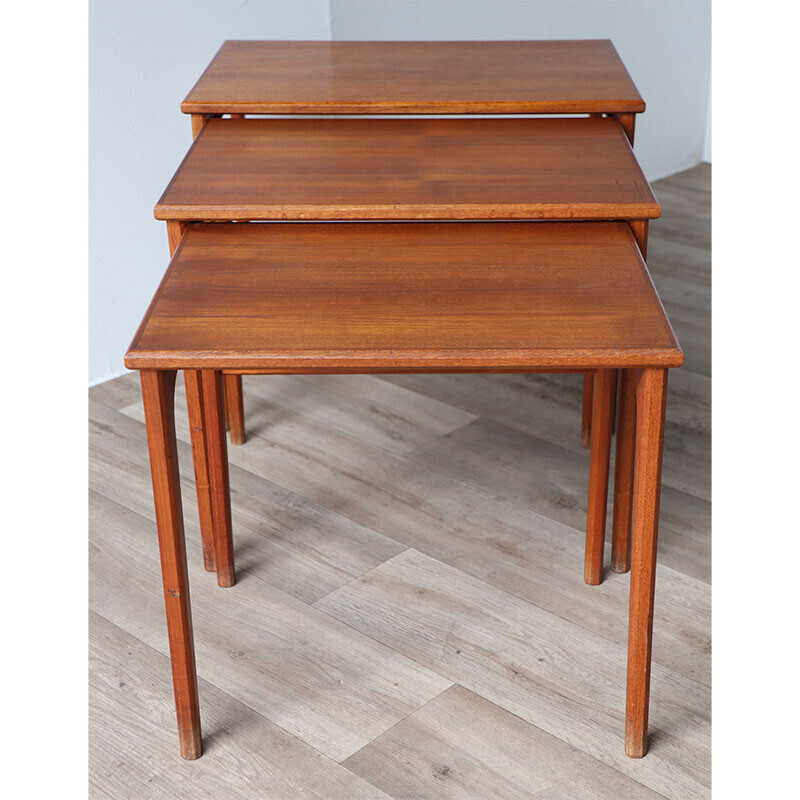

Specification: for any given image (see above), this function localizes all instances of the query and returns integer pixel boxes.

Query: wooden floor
[89,164,710,799]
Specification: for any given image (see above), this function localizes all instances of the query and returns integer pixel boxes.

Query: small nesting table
[125,221,682,761]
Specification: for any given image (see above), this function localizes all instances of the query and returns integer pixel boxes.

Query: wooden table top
[155,117,659,222]
[181,40,644,115]
[125,222,681,373]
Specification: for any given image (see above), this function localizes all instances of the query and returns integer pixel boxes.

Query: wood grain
[580,372,594,448]
[89,489,452,763]
[221,373,476,457]
[374,370,708,581]
[89,612,394,799]
[631,219,649,259]
[190,114,206,139]
[618,112,636,144]
[183,370,216,572]
[626,368,669,758]
[199,370,235,587]
[344,685,664,800]
[166,220,185,256]
[139,369,201,759]
[90,397,406,606]
[223,374,245,445]
[181,40,645,115]
[316,549,710,797]
[154,117,660,222]
[613,369,637,573]
[585,368,615,585]
[125,222,681,372]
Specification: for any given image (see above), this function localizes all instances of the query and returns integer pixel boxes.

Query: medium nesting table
[181,39,649,448]
[125,221,682,761]
[156,113,660,587]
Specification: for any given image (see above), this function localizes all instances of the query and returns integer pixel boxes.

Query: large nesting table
[126,221,681,761]
[179,40,648,447]
[134,38,681,764]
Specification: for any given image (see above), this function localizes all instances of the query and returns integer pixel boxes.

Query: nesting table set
[125,41,682,762]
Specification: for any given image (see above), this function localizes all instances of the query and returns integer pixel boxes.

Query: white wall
[90,0,710,385]
[89,0,331,385]
[331,0,711,181]
[703,75,712,162]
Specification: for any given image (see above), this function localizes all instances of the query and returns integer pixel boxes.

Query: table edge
[153,203,662,221]
[124,349,685,372]
[180,100,647,115]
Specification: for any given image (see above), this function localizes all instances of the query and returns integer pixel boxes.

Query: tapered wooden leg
[612,369,636,573]
[626,368,668,758]
[184,371,216,572]
[140,370,202,760]
[610,367,618,435]
[581,372,594,448]
[630,220,649,259]
[224,374,246,445]
[618,112,636,145]
[166,221,186,257]
[200,370,235,587]
[190,113,207,139]
[584,368,615,585]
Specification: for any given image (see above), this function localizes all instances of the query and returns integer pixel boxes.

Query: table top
[181,40,644,115]
[155,117,659,222]
[125,222,682,373]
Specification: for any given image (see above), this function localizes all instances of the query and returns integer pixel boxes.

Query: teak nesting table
[182,39,649,448]
[127,41,681,763]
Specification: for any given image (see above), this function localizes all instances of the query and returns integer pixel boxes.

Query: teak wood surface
[181,40,644,115]
[154,117,659,222]
[125,222,681,373]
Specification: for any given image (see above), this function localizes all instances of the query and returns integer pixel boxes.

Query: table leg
[184,371,217,572]
[625,367,668,758]
[190,113,207,139]
[582,365,617,447]
[618,113,636,145]
[166,221,185,257]
[584,368,615,585]
[140,370,202,760]
[581,372,594,448]
[200,370,236,587]
[612,369,636,573]
[611,367,618,434]
[630,220,649,260]
[224,374,246,445]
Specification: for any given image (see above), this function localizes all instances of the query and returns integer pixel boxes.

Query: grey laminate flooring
[89,164,711,799]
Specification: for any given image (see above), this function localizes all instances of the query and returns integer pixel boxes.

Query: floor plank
[344,685,664,800]
[90,612,393,799]
[91,398,406,604]
[90,489,451,762]
[241,373,477,456]
[316,550,710,799]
